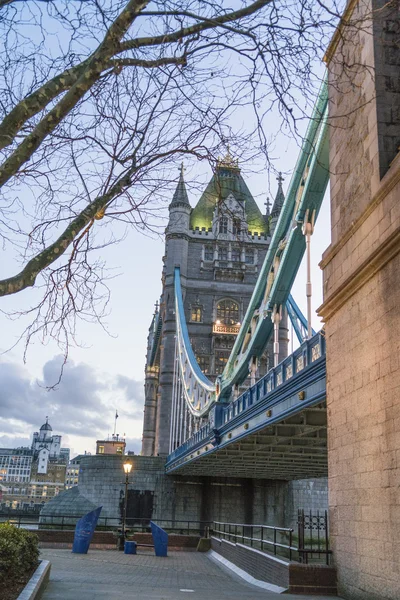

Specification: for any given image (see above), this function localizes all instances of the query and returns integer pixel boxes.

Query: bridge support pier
[320,2,400,598]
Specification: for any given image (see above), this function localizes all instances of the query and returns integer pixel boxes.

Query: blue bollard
[124,540,137,555]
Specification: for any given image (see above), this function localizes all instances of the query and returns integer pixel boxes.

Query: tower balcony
[212,322,240,335]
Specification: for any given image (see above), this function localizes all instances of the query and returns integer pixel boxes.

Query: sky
[0,153,331,459]
[0,3,332,459]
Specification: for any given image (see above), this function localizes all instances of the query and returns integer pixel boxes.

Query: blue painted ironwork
[166,331,326,473]
[286,294,316,344]
[219,77,329,398]
[174,267,216,417]
[170,77,329,418]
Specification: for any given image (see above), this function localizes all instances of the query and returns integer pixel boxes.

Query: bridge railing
[1,513,211,536]
[225,331,325,424]
[213,511,332,565]
[213,520,295,560]
[167,331,326,465]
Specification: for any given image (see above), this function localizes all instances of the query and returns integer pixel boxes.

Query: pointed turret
[264,197,271,234]
[166,163,191,238]
[169,163,190,208]
[270,172,285,234]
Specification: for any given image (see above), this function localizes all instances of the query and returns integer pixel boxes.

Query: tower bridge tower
[142,156,289,456]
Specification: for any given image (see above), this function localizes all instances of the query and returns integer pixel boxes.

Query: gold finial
[217,144,239,170]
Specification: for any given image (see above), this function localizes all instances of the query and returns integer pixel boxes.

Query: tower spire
[170,163,190,207]
[269,171,285,235]
[271,172,285,219]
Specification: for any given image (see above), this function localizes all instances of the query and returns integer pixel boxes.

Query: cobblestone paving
[40,549,341,600]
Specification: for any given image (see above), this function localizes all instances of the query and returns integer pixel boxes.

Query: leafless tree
[0,0,345,355]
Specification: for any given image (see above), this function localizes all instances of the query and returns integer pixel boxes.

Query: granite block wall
[42,455,328,532]
[320,2,400,598]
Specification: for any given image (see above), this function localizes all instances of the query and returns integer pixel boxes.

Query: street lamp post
[118,460,132,551]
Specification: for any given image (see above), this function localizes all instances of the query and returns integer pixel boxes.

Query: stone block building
[142,154,289,456]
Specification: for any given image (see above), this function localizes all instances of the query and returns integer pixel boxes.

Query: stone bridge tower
[320,1,400,598]
[142,157,289,456]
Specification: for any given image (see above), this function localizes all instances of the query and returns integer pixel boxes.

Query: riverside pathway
[40,549,341,599]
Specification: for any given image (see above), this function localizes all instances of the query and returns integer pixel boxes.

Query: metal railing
[213,521,295,560]
[297,509,331,565]
[166,331,326,467]
[213,511,332,565]
[0,514,210,536]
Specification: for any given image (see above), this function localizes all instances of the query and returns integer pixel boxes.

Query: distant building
[65,452,91,490]
[0,447,32,485]
[0,418,69,511]
[96,434,125,456]
[59,448,70,463]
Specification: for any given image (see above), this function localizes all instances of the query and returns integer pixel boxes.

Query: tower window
[216,299,239,325]
[231,247,240,262]
[233,219,241,235]
[196,355,210,374]
[204,246,214,261]
[219,216,228,234]
[215,351,230,375]
[218,246,228,261]
[245,249,255,264]
[191,307,202,322]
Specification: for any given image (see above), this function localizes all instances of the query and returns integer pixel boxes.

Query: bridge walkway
[40,549,341,599]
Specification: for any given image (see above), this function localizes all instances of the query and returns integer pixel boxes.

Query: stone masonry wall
[321,2,400,598]
[42,455,328,532]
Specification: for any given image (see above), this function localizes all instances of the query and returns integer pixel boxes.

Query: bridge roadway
[166,332,327,479]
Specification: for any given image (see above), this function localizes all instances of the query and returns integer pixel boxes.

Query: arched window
[245,249,255,264]
[216,299,239,325]
[191,306,202,322]
[231,247,241,262]
[219,216,228,234]
[233,218,241,235]
[204,245,214,261]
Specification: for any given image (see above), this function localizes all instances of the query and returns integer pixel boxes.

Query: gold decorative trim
[318,227,400,321]
[212,323,240,335]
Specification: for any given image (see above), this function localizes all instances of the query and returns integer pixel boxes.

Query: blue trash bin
[124,541,137,555]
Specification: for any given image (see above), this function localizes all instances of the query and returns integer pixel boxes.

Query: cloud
[125,437,142,455]
[0,357,144,450]
[0,434,30,449]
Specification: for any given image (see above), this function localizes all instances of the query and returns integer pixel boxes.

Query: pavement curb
[17,560,51,600]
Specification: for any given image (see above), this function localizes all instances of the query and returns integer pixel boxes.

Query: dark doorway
[125,490,154,526]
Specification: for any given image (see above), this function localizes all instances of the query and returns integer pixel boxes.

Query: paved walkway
[40,549,341,600]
